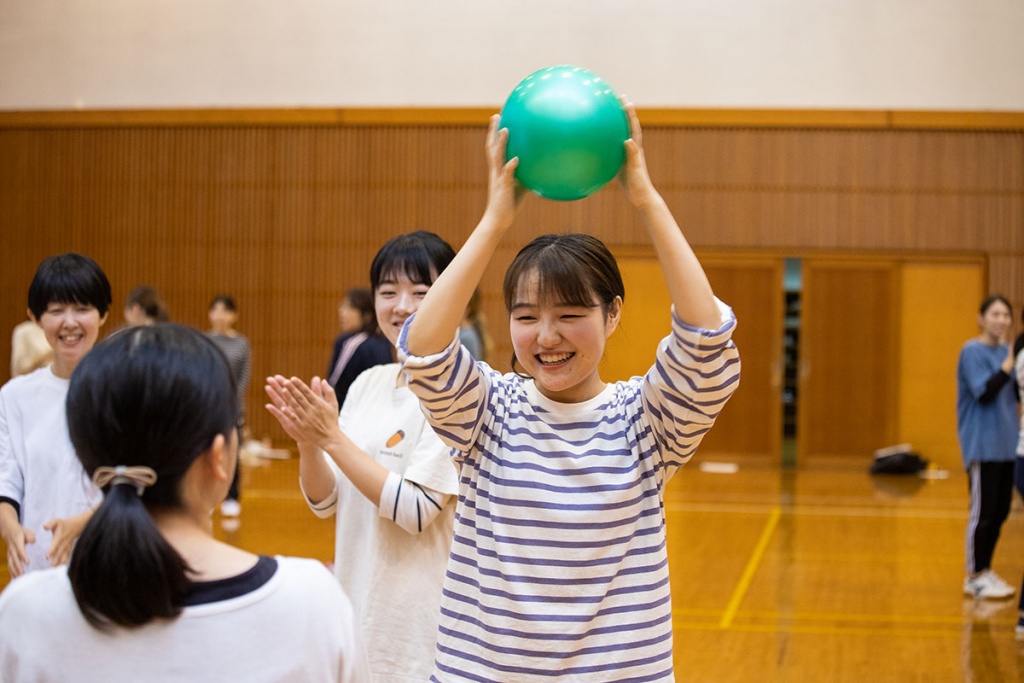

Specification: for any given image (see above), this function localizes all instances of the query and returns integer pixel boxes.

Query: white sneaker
[220,499,241,517]
[964,570,1016,599]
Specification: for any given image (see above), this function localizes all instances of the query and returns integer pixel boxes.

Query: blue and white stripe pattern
[399,301,739,682]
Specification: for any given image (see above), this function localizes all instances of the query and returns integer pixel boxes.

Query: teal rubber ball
[500,65,629,201]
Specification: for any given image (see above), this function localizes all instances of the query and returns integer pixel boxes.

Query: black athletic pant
[1015,458,1024,611]
[966,460,1015,575]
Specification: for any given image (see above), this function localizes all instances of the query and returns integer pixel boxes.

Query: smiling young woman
[0,254,111,579]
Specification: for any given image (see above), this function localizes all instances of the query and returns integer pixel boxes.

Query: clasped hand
[265,375,343,450]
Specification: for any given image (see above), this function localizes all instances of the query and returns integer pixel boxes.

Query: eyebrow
[511,300,595,311]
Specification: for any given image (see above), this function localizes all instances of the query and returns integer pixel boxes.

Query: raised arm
[405,116,520,358]
[618,102,722,331]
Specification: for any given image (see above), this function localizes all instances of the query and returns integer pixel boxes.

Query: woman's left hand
[617,100,660,209]
[44,510,92,567]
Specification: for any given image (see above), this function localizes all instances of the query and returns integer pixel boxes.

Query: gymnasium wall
[1,0,1023,110]
[1,115,1022,447]
[1,1,1022,453]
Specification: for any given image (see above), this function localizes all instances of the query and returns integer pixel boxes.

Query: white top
[400,303,740,682]
[0,556,366,683]
[302,362,458,682]
[1016,348,1024,457]
[0,367,102,573]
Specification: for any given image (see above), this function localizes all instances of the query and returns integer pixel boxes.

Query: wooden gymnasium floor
[2,452,1023,682]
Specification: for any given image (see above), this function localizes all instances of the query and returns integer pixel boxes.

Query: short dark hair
[209,294,237,312]
[979,294,1012,317]
[344,288,377,335]
[67,324,237,630]
[126,285,169,322]
[370,231,456,292]
[27,253,112,319]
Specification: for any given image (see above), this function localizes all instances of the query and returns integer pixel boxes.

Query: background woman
[123,284,169,326]
[326,287,392,409]
[266,231,459,682]
[206,294,252,517]
[957,294,1018,600]
[0,253,110,578]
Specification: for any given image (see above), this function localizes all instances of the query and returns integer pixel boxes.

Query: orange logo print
[386,430,405,448]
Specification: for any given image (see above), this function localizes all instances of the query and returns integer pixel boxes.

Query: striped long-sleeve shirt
[399,301,740,682]
[206,332,252,420]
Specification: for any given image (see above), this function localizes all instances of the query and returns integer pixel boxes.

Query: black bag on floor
[870,450,928,475]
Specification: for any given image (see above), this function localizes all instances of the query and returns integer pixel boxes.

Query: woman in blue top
[957,294,1018,600]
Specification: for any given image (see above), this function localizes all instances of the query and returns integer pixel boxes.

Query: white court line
[666,500,969,520]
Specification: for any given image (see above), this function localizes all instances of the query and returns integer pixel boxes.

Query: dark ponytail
[66,324,236,630]
[69,486,191,629]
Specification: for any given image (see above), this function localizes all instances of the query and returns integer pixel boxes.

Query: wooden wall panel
[798,260,901,459]
[1,117,1022,444]
[897,262,985,470]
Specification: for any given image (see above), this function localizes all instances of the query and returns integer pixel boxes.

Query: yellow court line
[740,610,980,626]
[677,607,972,626]
[719,506,781,629]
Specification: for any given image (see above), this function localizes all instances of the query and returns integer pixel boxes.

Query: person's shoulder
[272,557,349,602]
[274,555,334,578]
[0,567,72,618]
[12,320,40,339]
[353,361,400,384]
[1,367,55,398]
[361,334,394,359]
[960,339,982,355]
[332,331,353,348]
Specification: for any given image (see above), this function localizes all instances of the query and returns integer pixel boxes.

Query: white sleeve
[377,470,454,535]
[299,451,340,519]
[1016,348,1024,400]
[0,390,25,513]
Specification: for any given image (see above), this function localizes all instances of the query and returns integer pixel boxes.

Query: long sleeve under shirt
[399,300,740,683]
[956,339,1018,467]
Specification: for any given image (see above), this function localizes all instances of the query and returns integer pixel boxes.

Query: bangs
[369,231,455,291]
[503,233,625,313]
[515,261,600,309]
[28,254,112,318]
[378,257,435,288]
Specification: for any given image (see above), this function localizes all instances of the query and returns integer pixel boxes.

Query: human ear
[605,296,623,338]
[26,308,37,324]
[206,434,231,483]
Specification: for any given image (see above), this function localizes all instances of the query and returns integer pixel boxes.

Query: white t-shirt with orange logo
[301,362,457,683]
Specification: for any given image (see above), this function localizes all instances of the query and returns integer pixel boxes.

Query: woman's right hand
[1003,338,1016,374]
[265,375,343,450]
[1,523,34,578]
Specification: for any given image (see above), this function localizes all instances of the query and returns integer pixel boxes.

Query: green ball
[500,65,629,202]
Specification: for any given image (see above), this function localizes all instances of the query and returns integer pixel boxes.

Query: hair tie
[92,465,158,497]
